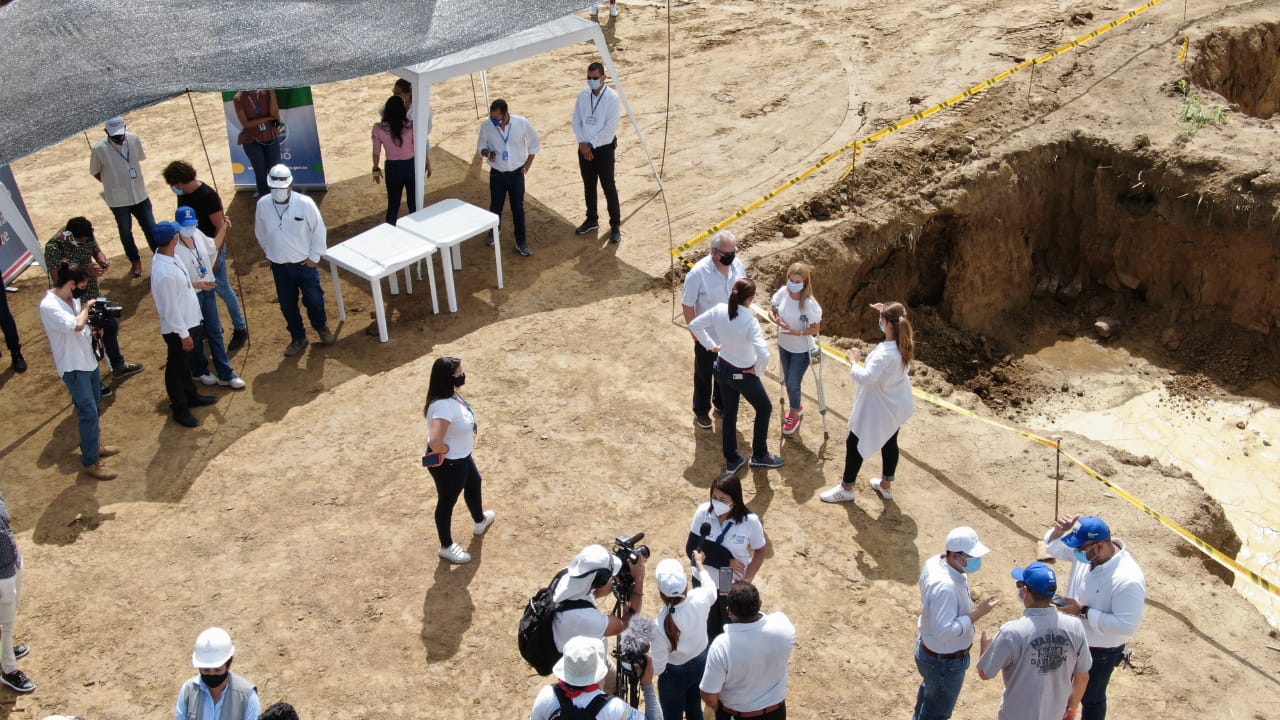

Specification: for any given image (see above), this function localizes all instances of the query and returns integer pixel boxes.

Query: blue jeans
[489,169,527,247]
[189,290,234,381]
[778,347,810,409]
[109,198,158,262]
[1082,645,1126,720]
[658,648,708,720]
[714,359,773,463]
[912,643,969,720]
[242,138,283,196]
[61,368,103,466]
[213,244,246,331]
[269,262,327,342]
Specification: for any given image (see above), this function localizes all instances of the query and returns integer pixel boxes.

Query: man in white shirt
[913,527,999,720]
[38,264,120,481]
[151,222,217,428]
[700,580,795,719]
[478,99,540,256]
[680,230,747,430]
[253,164,333,357]
[1043,515,1146,720]
[572,61,622,244]
[174,207,245,390]
[89,116,156,278]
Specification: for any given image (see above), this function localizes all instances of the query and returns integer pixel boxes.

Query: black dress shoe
[191,395,218,407]
[11,353,26,373]
[173,412,200,428]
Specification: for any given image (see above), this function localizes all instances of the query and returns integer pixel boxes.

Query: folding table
[398,199,502,313]
[321,223,439,342]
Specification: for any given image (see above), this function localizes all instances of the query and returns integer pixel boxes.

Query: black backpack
[549,684,612,719]
[518,568,596,675]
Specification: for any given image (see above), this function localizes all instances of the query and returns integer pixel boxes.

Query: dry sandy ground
[1,1,1279,719]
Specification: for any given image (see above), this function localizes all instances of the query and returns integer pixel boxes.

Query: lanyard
[183,240,208,277]
[498,123,511,149]
[247,91,265,119]
[273,198,291,228]
[713,519,736,545]
[112,140,131,164]
[589,88,605,117]
[456,395,478,435]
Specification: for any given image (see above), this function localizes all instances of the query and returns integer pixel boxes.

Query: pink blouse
[372,121,415,161]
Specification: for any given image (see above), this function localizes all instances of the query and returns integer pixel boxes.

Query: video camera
[611,532,650,603]
[86,297,123,329]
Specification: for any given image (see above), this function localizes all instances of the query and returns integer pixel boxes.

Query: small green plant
[1174,79,1229,136]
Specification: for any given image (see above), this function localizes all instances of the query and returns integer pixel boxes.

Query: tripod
[610,588,643,708]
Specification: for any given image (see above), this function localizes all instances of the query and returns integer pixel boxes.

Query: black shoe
[726,454,748,475]
[610,228,621,244]
[515,243,533,257]
[173,412,199,428]
[575,220,599,236]
[227,328,249,353]
[191,395,218,407]
[694,414,713,430]
[13,645,28,660]
[485,235,496,247]
[101,385,115,398]
[750,453,785,469]
[11,353,26,373]
[318,327,336,346]
[283,338,309,357]
[1,670,35,693]
[112,362,144,379]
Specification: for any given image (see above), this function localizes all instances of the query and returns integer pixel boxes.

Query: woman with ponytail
[689,278,784,473]
[651,552,717,720]
[821,301,915,504]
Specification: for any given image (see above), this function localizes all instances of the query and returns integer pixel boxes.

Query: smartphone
[1051,595,1069,607]
[422,452,444,467]
[717,566,734,594]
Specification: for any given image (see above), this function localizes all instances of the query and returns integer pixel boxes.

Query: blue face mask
[963,557,982,574]
[490,116,504,127]
[878,318,887,333]
[786,280,804,294]
[1073,549,1091,564]
[587,78,602,91]
[171,185,184,196]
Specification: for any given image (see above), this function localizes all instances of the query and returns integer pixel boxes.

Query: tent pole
[414,84,430,215]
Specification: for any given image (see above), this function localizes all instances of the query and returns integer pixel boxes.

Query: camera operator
[652,553,717,720]
[38,262,120,481]
[44,217,145,394]
[530,635,662,720]
[552,545,648,675]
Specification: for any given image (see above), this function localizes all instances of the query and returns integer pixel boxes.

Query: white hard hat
[192,627,235,668]
[266,164,293,188]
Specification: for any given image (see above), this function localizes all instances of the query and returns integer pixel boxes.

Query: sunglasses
[1015,581,1026,589]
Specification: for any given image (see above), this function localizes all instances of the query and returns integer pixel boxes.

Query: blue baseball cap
[175,206,198,227]
[152,221,182,246]
[1011,562,1057,595]
[1060,516,1111,548]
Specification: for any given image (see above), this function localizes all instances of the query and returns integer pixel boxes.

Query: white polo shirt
[1043,533,1146,649]
[254,192,327,264]
[89,133,149,207]
[917,553,976,654]
[680,254,747,323]
[151,254,202,339]
[689,503,767,573]
[700,611,796,712]
[38,291,97,375]
[427,395,477,459]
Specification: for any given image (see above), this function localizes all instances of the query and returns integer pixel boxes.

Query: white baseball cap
[945,527,991,557]
[655,558,688,598]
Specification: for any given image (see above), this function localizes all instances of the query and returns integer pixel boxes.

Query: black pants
[692,342,723,416]
[427,454,485,547]
[384,158,417,225]
[162,331,200,413]
[843,430,900,486]
[0,278,19,354]
[489,169,527,247]
[579,139,620,229]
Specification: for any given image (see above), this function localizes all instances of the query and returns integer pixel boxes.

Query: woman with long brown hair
[821,301,915,503]
[651,552,717,720]
[423,356,495,564]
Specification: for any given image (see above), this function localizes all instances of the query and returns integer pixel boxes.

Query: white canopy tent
[395,14,662,213]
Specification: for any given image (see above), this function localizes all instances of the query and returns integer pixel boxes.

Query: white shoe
[474,510,496,535]
[195,373,218,385]
[219,376,247,390]
[438,543,472,564]
[871,477,894,500]
[820,484,856,503]
[609,2,620,16]
[590,3,599,15]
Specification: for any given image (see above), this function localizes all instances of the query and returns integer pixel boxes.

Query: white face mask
[270,188,291,203]
[711,499,732,516]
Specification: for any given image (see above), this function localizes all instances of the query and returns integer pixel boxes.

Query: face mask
[963,557,982,574]
[179,226,196,238]
[1073,549,1091,564]
[171,185,184,196]
[787,280,804,294]
[490,116,504,127]
[717,251,736,267]
[270,188,291,203]
[878,318,887,333]
[109,135,125,145]
[200,671,228,688]
[452,373,466,387]
[711,499,731,516]
[588,78,602,91]
[71,287,87,299]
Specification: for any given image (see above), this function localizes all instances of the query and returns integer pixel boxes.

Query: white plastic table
[397,199,502,313]
[321,223,439,342]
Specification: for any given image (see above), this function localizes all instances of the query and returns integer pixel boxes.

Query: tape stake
[1180,34,1190,64]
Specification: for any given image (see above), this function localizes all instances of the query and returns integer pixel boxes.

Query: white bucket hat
[553,636,609,687]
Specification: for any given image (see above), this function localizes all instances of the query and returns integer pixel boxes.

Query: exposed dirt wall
[1191,22,1280,119]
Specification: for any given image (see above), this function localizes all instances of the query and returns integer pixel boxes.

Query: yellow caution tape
[1179,34,1190,64]
[741,302,1280,598]
[672,0,1169,262]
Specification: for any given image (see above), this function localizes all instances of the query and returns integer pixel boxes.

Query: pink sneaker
[781,409,803,436]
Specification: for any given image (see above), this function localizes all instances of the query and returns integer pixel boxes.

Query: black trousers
[692,341,723,416]
[162,331,200,413]
[426,454,485,548]
[383,157,417,225]
[578,139,620,229]
[0,277,19,354]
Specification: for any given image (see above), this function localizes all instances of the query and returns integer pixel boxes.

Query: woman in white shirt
[685,474,768,641]
[424,357,496,564]
[688,278,783,473]
[821,302,915,504]
[652,553,717,720]
[768,262,822,437]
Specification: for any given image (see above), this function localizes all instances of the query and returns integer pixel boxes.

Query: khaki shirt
[89,133,149,207]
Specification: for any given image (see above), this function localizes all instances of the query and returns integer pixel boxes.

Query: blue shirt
[174,677,261,720]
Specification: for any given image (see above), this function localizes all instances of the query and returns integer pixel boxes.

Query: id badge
[732,372,744,380]
[129,168,137,179]
[586,115,597,126]
[501,150,509,161]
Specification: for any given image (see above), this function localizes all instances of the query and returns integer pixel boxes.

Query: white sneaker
[474,510,496,535]
[590,3,599,16]
[218,376,247,390]
[609,2,620,16]
[870,477,894,500]
[195,373,218,385]
[820,484,856,503]
[438,543,472,564]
